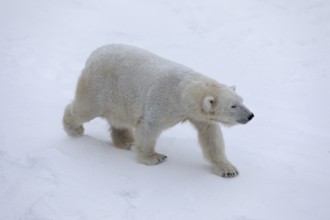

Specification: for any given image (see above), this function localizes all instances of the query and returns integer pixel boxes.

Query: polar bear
[63,44,254,177]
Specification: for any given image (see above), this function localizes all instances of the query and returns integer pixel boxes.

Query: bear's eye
[231,105,237,108]
[209,100,214,104]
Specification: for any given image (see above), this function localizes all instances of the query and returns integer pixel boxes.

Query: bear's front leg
[190,120,239,178]
[133,121,167,165]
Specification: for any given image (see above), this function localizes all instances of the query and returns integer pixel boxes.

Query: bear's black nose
[248,113,254,121]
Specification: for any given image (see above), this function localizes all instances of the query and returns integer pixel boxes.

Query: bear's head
[183,81,254,126]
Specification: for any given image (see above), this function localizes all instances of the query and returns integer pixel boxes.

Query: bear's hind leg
[63,104,84,136]
[111,127,134,150]
[63,103,96,137]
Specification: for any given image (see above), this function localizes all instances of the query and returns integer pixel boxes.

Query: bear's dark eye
[231,105,237,108]
[210,100,214,104]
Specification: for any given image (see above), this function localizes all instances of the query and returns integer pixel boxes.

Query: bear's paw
[212,163,239,178]
[138,153,168,165]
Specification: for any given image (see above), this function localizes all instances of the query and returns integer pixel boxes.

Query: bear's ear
[230,85,236,91]
[203,96,215,113]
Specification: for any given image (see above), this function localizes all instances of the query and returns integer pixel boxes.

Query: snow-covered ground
[1,0,330,219]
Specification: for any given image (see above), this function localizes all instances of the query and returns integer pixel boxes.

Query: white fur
[63,44,253,177]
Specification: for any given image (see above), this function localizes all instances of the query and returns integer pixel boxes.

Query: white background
[1,0,330,219]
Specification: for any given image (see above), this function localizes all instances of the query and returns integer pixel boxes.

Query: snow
[1,0,330,219]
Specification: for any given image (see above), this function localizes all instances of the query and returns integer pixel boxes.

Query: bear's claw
[212,163,239,178]
[222,170,239,178]
[138,153,168,165]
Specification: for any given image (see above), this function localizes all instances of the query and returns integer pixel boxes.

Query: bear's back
[85,44,193,79]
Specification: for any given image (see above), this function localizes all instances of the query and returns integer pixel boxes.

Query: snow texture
[1,0,330,219]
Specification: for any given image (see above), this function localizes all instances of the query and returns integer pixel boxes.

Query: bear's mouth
[237,113,254,124]
[237,119,249,124]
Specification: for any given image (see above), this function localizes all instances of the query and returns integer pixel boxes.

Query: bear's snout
[237,112,254,124]
[248,113,254,121]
